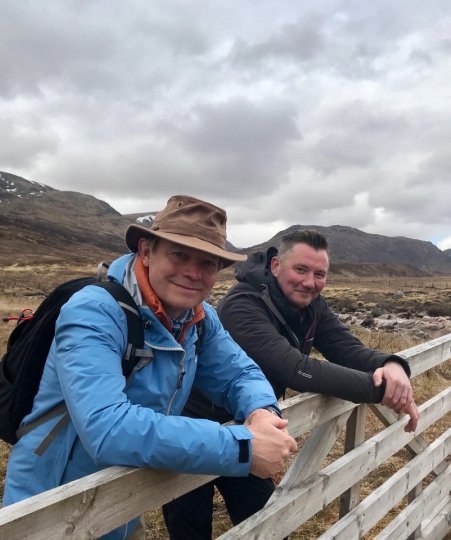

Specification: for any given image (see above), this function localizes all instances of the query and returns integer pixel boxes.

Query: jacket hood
[107,253,136,283]
[234,247,278,290]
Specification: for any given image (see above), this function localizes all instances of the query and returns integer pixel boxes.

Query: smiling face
[271,242,329,310]
[139,238,220,318]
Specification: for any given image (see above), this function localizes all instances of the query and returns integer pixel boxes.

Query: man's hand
[245,409,297,479]
[373,361,419,432]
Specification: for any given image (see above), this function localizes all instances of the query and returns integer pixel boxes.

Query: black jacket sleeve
[218,292,385,404]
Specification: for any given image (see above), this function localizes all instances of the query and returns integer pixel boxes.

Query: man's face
[140,238,220,318]
[271,243,329,310]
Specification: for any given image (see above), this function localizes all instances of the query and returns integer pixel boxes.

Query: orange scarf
[134,256,205,343]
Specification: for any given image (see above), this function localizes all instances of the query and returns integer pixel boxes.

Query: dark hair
[278,229,328,256]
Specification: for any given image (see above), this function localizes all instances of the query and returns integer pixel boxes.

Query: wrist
[383,355,411,377]
[261,405,283,418]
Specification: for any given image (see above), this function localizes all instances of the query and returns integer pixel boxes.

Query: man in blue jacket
[3,195,297,539]
[163,229,419,539]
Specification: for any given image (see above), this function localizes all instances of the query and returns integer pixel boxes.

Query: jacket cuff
[226,424,254,470]
[376,380,386,403]
[382,354,411,378]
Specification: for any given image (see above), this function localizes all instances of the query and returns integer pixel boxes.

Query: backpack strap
[18,281,152,454]
[97,281,153,378]
[225,288,303,350]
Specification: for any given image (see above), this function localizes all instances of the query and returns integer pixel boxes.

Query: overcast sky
[1,1,451,250]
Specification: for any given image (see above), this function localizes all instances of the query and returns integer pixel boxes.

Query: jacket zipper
[145,342,187,415]
[166,350,186,415]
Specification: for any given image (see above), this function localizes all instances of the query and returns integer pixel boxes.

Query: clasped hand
[244,409,297,478]
[373,361,419,432]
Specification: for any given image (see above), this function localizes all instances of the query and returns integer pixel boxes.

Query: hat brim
[126,224,246,268]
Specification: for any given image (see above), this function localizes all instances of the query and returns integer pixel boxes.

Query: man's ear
[270,256,280,276]
[138,238,151,267]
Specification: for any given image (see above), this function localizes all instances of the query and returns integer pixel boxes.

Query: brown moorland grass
[0,264,449,538]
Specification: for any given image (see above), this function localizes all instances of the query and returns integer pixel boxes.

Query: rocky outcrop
[339,311,451,341]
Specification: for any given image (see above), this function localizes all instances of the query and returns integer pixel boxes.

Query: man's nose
[302,272,315,288]
[183,261,203,279]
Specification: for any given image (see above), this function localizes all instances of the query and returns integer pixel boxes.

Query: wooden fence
[0,334,450,539]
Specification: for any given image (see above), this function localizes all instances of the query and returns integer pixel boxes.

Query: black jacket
[184,248,410,423]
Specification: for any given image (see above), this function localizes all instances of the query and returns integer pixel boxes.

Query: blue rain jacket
[3,254,278,539]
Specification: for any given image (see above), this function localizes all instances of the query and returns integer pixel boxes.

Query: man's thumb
[273,417,289,430]
[373,368,383,387]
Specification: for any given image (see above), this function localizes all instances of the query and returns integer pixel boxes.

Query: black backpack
[0,275,147,445]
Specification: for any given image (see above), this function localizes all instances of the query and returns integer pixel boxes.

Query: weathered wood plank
[375,465,451,540]
[217,388,450,539]
[0,467,215,539]
[318,429,451,539]
[274,411,352,492]
[280,392,356,437]
[417,499,451,540]
[398,333,451,377]
[370,405,448,475]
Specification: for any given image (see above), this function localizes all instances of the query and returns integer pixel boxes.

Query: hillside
[0,172,130,264]
[1,171,450,275]
[244,224,451,276]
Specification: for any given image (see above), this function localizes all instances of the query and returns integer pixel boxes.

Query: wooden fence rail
[0,334,450,539]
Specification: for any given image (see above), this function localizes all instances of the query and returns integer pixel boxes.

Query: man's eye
[201,258,217,270]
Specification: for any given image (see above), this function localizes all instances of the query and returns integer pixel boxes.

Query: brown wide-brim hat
[125,195,247,268]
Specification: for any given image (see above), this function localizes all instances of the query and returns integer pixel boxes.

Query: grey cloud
[0,118,59,168]
[184,98,300,155]
[0,3,118,97]
[41,97,301,203]
[161,98,302,195]
[408,152,451,188]
[0,1,211,100]
[409,49,433,66]
[229,15,325,66]
[1,0,451,248]
[306,135,375,174]
[301,101,411,174]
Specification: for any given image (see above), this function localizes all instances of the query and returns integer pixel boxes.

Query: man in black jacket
[163,229,418,540]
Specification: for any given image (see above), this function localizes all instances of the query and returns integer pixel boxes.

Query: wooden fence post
[339,404,368,517]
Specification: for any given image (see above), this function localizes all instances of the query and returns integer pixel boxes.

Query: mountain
[0,171,131,264]
[1,171,450,275]
[243,224,451,275]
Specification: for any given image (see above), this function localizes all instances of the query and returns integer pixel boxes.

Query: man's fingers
[405,402,419,432]
[248,417,298,478]
[289,437,298,452]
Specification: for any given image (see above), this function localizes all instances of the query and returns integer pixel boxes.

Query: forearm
[289,356,385,403]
